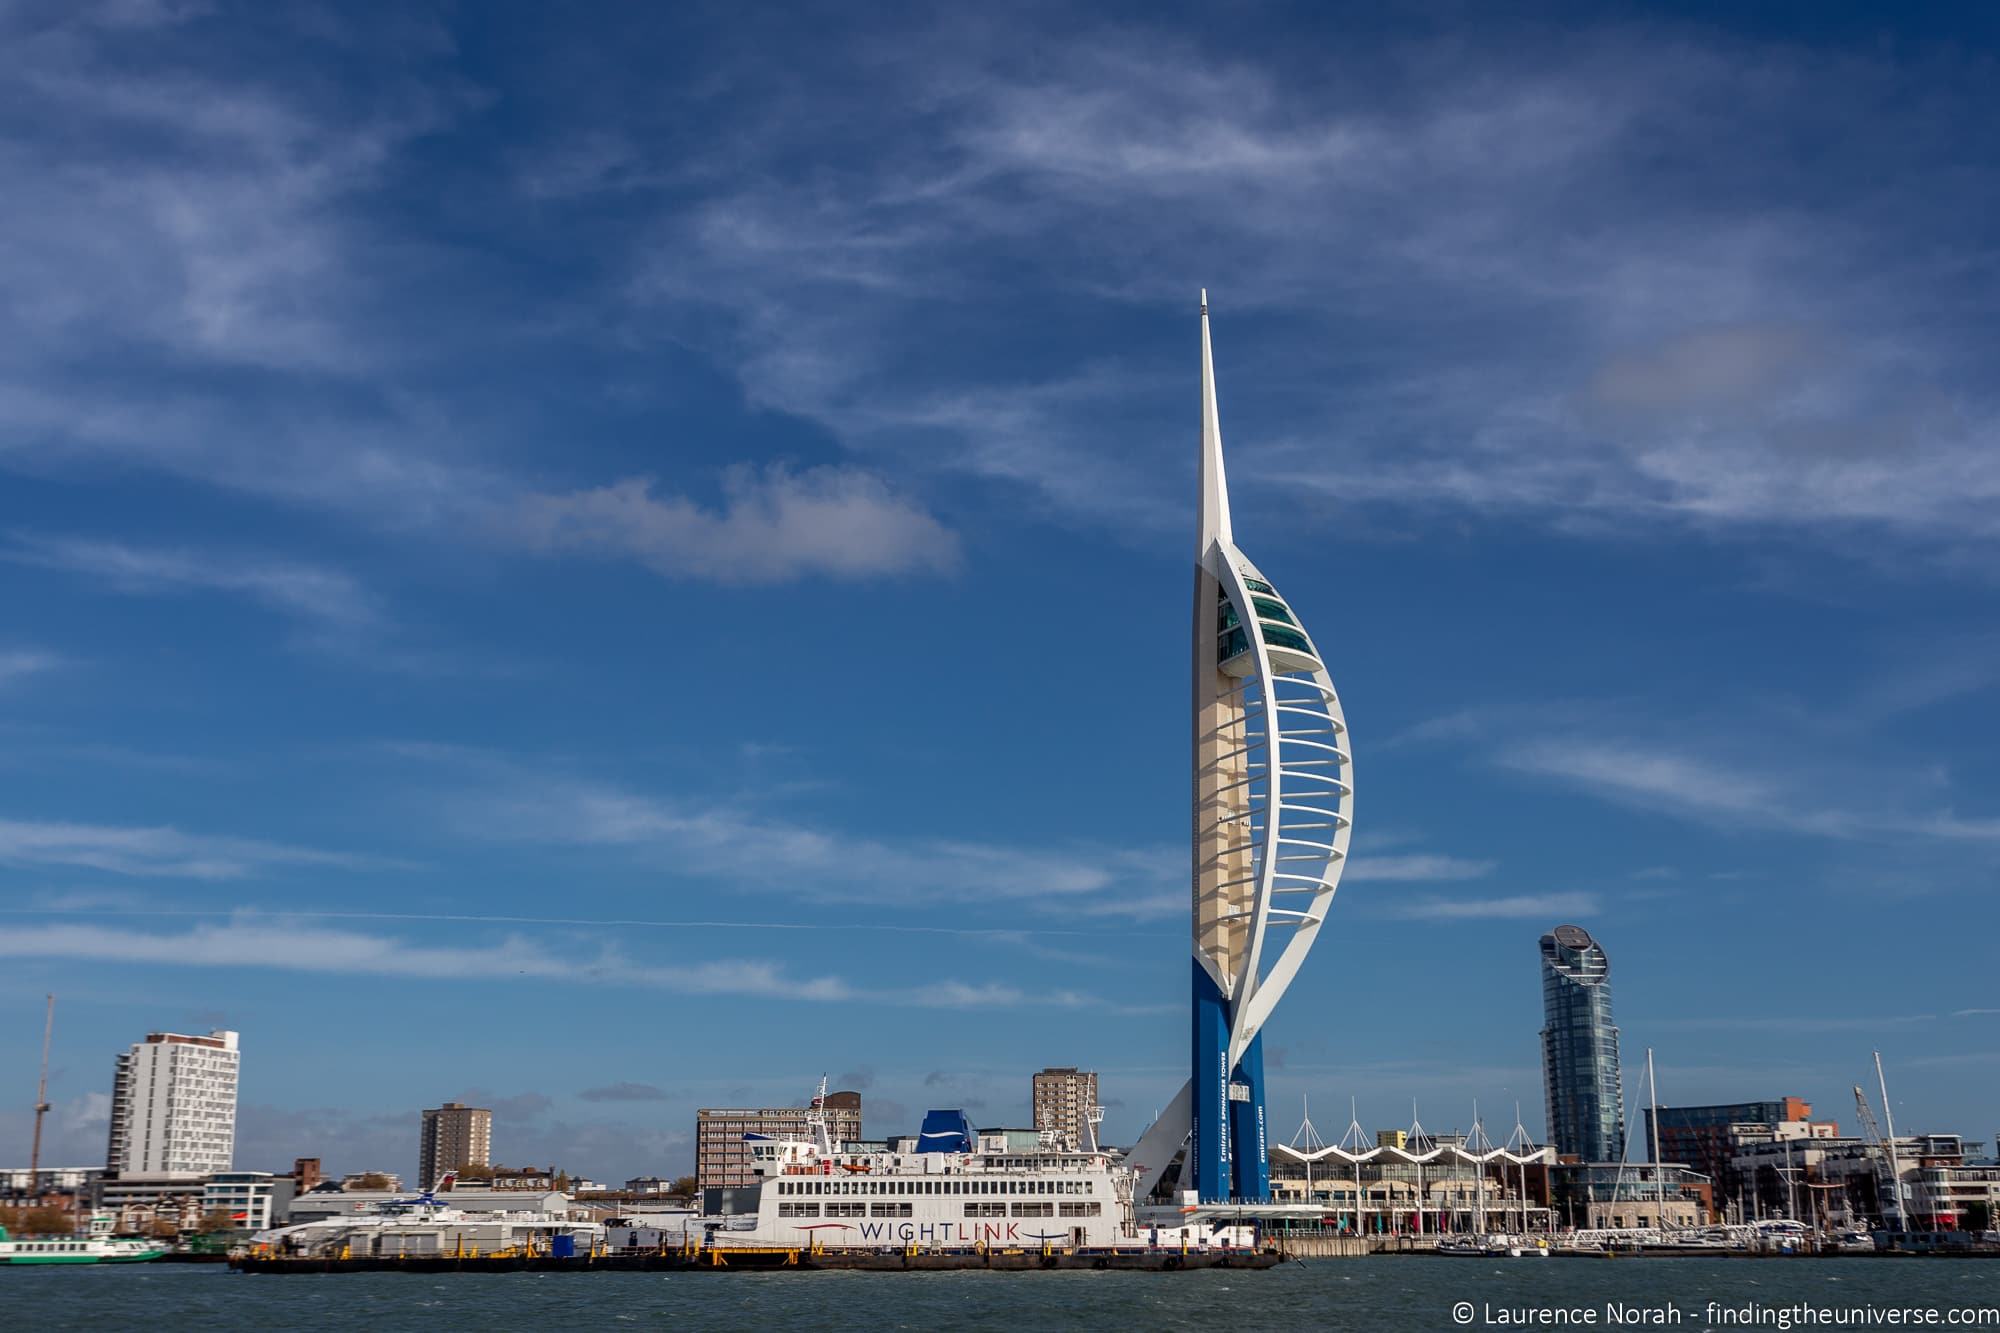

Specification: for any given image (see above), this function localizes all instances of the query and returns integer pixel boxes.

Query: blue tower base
[1191,960,1231,1201]
[1229,1033,1270,1202]
[1192,960,1272,1202]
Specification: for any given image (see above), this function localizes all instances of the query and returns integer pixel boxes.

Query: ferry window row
[776,1178,1094,1196]
[779,1202,916,1219]
[958,1202,1100,1219]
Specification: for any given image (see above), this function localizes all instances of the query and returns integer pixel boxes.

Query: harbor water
[5,1256,2000,1331]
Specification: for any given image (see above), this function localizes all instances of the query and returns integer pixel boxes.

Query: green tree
[197,1209,239,1234]
[1964,1201,1992,1232]
[671,1175,698,1197]
[0,1205,72,1236]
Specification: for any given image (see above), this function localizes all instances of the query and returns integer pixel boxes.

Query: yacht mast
[1648,1048,1665,1226]
[1471,1102,1485,1234]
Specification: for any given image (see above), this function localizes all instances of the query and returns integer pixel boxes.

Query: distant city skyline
[2,3,1998,1186]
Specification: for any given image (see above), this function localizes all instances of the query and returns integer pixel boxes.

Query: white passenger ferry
[0,1215,163,1265]
[709,1093,1161,1252]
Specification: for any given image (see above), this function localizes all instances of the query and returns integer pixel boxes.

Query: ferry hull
[2,1249,165,1265]
[233,1248,1282,1274]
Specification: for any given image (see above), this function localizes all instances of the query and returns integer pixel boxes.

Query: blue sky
[2,0,1997,1183]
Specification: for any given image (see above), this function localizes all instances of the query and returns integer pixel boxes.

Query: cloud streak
[1344,854,1496,883]
[511,465,958,583]
[1388,892,1600,922]
[0,817,389,879]
[588,19,2000,555]
[405,746,1183,917]
[577,1082,667,1103]
[8,533,377,627]
[1503,738,2000,844]
[0,915,1125,1011]
[0,649,62,688]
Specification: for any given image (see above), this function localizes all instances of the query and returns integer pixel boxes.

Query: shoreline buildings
[1538,926,1625,1164]
[419,1102,493,1191]
[696,1091,861,1190]
[1127,293,1355,1204]
[1646,1098,1814,1210]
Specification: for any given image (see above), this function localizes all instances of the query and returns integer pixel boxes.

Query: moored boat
[1,1217,164,1265]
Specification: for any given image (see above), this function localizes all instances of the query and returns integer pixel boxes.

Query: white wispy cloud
[7,533,377,627]
[0,11,959,591]
[598,21,2000,553]
[1502,737,2000,844]
[1,904,1178,942]
[1388,892,1600,922]
[0,916,1119,1011]
[1343,854,1496,883]
[511,465,958,583]
[0,649,63,687]
[0,817,390,879]
[1652,1013,1939,1034]
[391,743,1179,916]
[8,8,1993,591]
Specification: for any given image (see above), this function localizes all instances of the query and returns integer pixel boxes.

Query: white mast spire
[1198,289,1233,554]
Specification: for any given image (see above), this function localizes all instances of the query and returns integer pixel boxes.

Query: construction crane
[1853,1081,1905,1229]
[28,994,54,1191]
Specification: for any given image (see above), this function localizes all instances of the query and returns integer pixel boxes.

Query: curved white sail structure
[1127,293,1354,1203]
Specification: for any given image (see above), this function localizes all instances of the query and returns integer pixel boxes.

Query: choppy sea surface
[5,1256,2000,1331]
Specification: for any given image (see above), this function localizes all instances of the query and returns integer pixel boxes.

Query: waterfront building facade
[202,1170,296,1231]
[1538,1161,1709,1231]
[418,1101,493,1190]
[1127,293,1355,1205]
[0,1166,99,1195]
[1644,1097,1813,1213]
[105,1029,239,1175]
[696,1092,861,1190]
[1271,1133,1556,1235]
[1538,926,1624,1163]
[1031,1067,1099,1151]
[1730,1130,1986,1230]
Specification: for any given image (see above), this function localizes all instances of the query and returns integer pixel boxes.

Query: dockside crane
[1853,1080,1906,1229]
[28,994,54,1192]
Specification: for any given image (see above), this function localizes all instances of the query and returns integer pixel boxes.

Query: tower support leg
[1191,960,1231,1202]
[1230,1033,1270,1202]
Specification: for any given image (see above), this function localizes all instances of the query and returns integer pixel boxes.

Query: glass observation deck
[1217,570,1322,677]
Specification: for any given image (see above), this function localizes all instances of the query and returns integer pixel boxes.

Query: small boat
[1437,1233,1550,1258]
[1,1219,165,1265]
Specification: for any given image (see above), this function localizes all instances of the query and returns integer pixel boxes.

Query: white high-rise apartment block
[105,1030,240,1175]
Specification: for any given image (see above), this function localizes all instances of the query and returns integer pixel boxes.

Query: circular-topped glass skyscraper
[1539,923,1626,1163]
